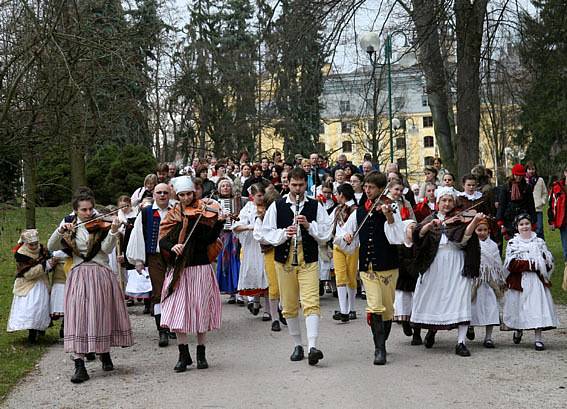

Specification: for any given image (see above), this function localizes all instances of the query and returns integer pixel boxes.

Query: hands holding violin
[58,217,121,234]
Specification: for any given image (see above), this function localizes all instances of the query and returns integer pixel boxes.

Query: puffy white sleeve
[47,220,65,252]
[308,202,333,243]
[100,231,118,254]
[335,211,359,254]
[384,212,415,247]
[126,212,146,265]
[258,202,288,246]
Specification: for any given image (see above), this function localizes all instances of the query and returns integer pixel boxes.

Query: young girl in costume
[503,213,558,350]
[7,229,53,345]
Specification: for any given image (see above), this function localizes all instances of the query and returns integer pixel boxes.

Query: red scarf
[364,199,373,212]
[511,181,522,201]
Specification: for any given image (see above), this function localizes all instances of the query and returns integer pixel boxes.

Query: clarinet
[291,194,301,266]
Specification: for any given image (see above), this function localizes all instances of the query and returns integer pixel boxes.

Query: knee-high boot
[370,314,387,365]
[155,314,169,347]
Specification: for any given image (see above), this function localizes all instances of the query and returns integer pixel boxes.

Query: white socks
[153,303,161,315]
[287,317,303,346]
[347,287,357,312]
[305,315,319,350]
[535,329,543,343]
[457,325,468,344]
[269,299,280,323]
[485,325,493,341]
[337,286,348,314]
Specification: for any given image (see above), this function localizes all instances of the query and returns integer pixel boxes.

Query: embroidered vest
[142,206,162,254]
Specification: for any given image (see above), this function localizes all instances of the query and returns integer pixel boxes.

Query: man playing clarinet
[260,167,331,365]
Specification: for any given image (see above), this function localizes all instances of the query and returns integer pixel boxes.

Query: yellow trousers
[333,247,359,289]
[360,267,398,320]
[275,245,320,318]
[264,248,279,300]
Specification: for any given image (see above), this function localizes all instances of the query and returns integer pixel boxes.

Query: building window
[424,156,434,166]
[319,123,325,134]
[339,100,351,112]
[396,137,406,150]
[342,141,353,153]
[341,121,352,134]
[421,94,429,107]
[423,135,434,148]
[423,116,433,128]
[397,157,407,169]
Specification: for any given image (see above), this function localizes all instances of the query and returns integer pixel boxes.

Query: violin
[71,204,128,233]
[443,201,489,225]
[183,199,222,227]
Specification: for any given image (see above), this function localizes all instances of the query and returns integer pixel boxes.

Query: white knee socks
[535,329,543,343]
[287,317,303,346]
[269,299,279,323]
[305,315,319,350]
[457,325,468,344]
[337,286,348,314]
[347,287,357,312]
[485,325,493,341]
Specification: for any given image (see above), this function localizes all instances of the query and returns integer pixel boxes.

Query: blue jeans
[561,226,567,261]
[536,211,545,239]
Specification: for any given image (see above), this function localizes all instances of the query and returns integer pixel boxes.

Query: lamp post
[360,32,380,166]
[386,34,394,163]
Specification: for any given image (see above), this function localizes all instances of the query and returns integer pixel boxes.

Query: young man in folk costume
[260,167,332,365]
[338,171,401,365]
[126,183,175,347]
[158,176,225,372]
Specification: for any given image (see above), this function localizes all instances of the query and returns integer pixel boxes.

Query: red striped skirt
[160,264,222,334]
[64,263,133,354]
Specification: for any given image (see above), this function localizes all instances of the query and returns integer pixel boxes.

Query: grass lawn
[0,205,68,402]
[0,204,565,401]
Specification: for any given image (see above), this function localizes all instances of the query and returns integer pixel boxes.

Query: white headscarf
[171,176,194,194]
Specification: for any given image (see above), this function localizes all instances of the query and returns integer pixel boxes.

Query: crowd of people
[6,149,567,383]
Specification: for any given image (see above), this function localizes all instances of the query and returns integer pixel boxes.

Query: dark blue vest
[142,206,162,255]
[274,198,319,264]
[356,206,399,272]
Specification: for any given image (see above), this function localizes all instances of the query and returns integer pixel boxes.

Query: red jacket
[548,179,566,229]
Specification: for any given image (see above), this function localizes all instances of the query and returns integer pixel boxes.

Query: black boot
[196,345,208,369]
[27,329,37,345]
[411,327,423,346]
[85,352,96,361]
[99,353,114,371]
[155,315,169,347]
[143,299,151,314]
[370,314,387,365]
[70,358,89,383]
[402,321,413,337]
[59,318,65,339]
[174,344,192,372]
[384,320,392,341]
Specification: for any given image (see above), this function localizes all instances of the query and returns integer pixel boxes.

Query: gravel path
[3,296,567,409]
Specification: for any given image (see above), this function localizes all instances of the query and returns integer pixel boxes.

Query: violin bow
[350,181,393,240]
[73,204,129,229]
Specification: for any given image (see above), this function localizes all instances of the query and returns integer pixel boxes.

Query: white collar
[345,199,355,207]
[285,194,309,206]
[458,190,483,200]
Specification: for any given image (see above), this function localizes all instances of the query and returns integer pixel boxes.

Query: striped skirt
[161,264,222,334]
[64,263,133,354]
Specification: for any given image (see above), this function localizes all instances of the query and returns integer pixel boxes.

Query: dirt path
[3,296,567,409]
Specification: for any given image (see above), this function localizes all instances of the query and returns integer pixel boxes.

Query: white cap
[435,186,458,203]
[171,176,194,194]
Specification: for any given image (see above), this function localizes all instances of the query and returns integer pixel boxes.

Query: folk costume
[496,165,536,239]
[260,193,332,365]
[48,210,133,383]
[214,193,241,296]
[329,199,359,322]
[470,229,506,347]
[338,196,401,365]
[317,195,337,294]
[126,199,173,346]
[50,249,70,338]
[503,224,558,350]
[408,187,480,357]
[234,201,269,314]
[7,230,52,344]
[158,176,224,371]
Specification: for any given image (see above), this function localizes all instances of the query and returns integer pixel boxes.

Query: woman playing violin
[158,176,226,373]
[47,187,133,384]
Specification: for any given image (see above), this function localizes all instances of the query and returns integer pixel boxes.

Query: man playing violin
[158,176,226,372]
[126,182,174,347]
[48,187,133,384]
[338,171,400,365]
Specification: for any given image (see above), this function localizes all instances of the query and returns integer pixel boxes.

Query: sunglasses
[155,191,169,196]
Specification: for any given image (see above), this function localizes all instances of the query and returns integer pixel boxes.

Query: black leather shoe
[402,321,413,337]
[278,308,287,326]
[534,341,545,351]
[174,344,193,372]
[361,291,366,300]
[349,311,357,320]
[252,306,261,316]
[99,353,114,371]
[333,311,349,322]
[424,330,436,349]
[319,281,325,296]
[262,312,272,322]
[271,321,281,332]
[332,310,342,320]
[71,359,89,383]
[513,330,523,344]
[168,331,177,340]
[27,330,37,345]
[196,345,208,369]
[59,319,64,339]
[159,330,169,347]
[411,332,423,346]
[290,345,304,362]
[308,347,324,366]
[236,299,245,306]
[483,339,495,349]
[247,302,254,314]
[466,327,475,341]
[85,352,96,361]
[374,348,386,365]
[455,342,471,357]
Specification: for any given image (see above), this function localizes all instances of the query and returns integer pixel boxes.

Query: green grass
[0,205,68,402]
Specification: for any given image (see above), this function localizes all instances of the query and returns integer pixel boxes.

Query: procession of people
[6,151,566,383]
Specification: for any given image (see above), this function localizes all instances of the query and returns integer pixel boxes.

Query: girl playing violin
[47,187,133,384]
[158,176,226,372]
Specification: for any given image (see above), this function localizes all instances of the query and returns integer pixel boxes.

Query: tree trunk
[410,0,457,173]
[455,0,488,178]
[23,119,38,229]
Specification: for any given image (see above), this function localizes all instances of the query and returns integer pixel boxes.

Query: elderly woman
[409,186,484,357]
